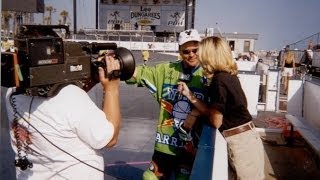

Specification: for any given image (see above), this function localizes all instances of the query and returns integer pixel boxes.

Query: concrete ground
[253,111,320,180]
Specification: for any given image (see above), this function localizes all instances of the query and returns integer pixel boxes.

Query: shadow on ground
[105,161,145,180]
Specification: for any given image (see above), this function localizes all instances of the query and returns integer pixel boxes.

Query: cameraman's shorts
[147,150,195,180]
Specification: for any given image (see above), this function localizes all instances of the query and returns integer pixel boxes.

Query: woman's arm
[178,82,224,128]
[209,108,223,128]
[186,91,210,116]
[178,82,210,116]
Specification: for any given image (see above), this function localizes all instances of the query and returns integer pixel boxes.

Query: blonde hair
[198,36,238,78]
[284,51,294,64]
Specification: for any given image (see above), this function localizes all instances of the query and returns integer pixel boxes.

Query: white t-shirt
[5,85,114,180]
[87,83,104,109]
[250,55,259,62]
[307,49,313,59]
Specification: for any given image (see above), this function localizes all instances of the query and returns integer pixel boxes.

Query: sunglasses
[182,48,198,55]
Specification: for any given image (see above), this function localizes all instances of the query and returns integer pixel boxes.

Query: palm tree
[23,13,33,25]
[60,10,69,25]
[12,12,17,36]
[1,11,12,37]
[44,17,50,25]
[45,6,56,25]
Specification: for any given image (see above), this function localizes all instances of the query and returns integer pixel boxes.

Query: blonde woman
[178,36,265,179]
[281,51,295,95]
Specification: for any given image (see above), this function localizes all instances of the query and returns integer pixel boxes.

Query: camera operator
[4,54,121,179]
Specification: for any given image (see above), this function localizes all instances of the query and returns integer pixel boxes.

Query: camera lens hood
[115,47,136,81]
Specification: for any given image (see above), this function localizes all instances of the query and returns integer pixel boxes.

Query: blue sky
[194,0,320,50]
[34,0,320,51]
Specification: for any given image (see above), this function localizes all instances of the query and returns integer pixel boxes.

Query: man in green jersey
[127,29,206,179]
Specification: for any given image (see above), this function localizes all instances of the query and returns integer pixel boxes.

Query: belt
[222,122,255,138]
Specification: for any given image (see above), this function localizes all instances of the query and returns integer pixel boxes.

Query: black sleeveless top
[284,61,294,68]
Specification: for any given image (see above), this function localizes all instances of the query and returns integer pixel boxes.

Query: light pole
[191,0,195,28]
[184,0,188,30]
[73,0,77,33]
[96,0,98,29]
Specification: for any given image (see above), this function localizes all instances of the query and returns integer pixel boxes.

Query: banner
[106,10,126,25]
[101,0,184,6]
[130,6,161,25]
[166,11,185,26]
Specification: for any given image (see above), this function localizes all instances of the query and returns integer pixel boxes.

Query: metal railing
[287,32,320,50]
[73,28,177,43]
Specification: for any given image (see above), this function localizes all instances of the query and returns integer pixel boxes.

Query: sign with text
[106,10,126,25]
[130,6,161,25]
[101,0,184,6]
[166,11,185,26]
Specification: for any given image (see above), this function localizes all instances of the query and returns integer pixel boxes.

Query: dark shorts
[148,119,204,179]
[149,150,195,179]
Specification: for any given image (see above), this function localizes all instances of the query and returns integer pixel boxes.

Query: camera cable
[11,93,34,171]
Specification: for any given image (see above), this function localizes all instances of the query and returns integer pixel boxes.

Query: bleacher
[286,76,320,158]
[76,28,156,42]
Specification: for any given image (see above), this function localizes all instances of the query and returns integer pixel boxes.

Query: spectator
[1,37,13,52]
[249,51,259,62]
[301,49,313,67]
[237,53,244,61]
[256,59,270,102]
[142,49,150,65]
[306,41,314,65]
[277,45,288,63]
[242,54,249,61]
[281,50,295,95]
[134,22,139,30]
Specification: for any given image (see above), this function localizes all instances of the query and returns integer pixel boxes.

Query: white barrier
[303,80,320,131]
[287,78,320,131]
[265,70,281,111]
[286,77,320,157]
[238,72,260,117]
[67,39,179,52]
[236,61,257,71]
[287,80,303,117]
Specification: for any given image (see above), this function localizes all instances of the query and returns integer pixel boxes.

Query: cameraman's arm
[98,56,121,148]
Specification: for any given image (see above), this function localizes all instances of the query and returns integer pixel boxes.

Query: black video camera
[1,25,135,96]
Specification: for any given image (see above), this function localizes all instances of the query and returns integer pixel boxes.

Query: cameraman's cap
[178,29,201,45]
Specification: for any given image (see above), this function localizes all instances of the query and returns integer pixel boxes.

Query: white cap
[178,29,201,45]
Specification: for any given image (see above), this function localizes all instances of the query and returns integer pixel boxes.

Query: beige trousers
[225,128,265,180]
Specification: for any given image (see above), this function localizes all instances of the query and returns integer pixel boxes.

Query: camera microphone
[178,72,192,99]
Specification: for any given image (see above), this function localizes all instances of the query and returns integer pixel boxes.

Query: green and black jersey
[127,61,206,156]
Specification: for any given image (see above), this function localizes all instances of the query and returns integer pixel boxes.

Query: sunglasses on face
[182,48,198,55]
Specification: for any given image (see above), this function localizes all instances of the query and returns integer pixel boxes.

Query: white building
[212,32,259,55]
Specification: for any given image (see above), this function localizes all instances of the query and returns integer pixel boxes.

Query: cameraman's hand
[98,55,120,91]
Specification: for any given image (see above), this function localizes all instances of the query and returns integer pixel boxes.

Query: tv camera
[1,25,136,96]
